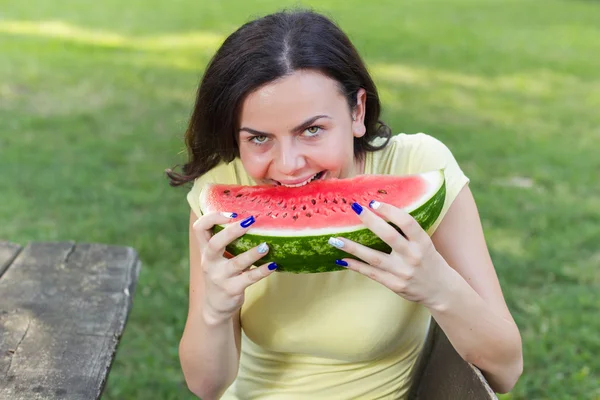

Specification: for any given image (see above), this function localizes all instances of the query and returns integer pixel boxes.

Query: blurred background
[1,0,599,399]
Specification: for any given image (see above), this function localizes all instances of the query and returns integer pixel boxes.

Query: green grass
[1,0,599,398]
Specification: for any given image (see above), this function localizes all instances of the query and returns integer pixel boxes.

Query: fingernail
[328,237,344,248]
[351,202,363,215]
[221,212,238,218]
[335,259,349,267]
[257,242,269,254]
[368,200,381,210]
[240,216,255,228]
[268,262,278,271]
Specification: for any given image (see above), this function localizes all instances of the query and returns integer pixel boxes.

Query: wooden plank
[0,241,22,278]
[0,242,141,400]
[408,319,497,399]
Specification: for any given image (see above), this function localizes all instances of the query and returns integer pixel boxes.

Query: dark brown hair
[166,9,391,187]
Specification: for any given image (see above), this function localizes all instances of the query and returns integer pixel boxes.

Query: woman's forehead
[239,70,347,127]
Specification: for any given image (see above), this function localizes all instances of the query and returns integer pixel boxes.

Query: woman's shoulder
[192,158,256,186]
[369,132,461,175]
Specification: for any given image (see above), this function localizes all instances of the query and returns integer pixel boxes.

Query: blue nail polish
[268,262,278,270]
[240,216,255,228]
[335,259,349,267]
[351,202,363,215]
[231,212,238,218]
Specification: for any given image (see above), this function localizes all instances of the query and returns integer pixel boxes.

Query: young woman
[168,9,523,400]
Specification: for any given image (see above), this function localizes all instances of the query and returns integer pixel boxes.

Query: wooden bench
[0,241,140,400]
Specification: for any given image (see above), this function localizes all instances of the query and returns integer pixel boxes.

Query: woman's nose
[276,141,306,176]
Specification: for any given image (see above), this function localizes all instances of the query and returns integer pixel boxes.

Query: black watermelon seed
[292,215,298,220]
[302,205,306,210]
[324,199,328,203]
[341,198,347,204]
[306,212,312,217]
[311,199,316,205]
[224,190,230,195]
[282,213,287,218]
[292,205,296,210]
[236,194,243,198]
[333,199,338,204]
[378,190,387,194]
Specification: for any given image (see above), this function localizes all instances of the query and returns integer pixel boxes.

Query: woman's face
[238,70,367,187]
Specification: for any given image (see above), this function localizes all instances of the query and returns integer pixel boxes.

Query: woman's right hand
[192,212,277,324]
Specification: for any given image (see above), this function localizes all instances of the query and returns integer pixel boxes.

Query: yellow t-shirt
[186,133,469,399]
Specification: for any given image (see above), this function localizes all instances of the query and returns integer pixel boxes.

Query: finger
[229,242,270,273]
[368,201,429,243]
[193,211,240,250]
[328,236,394,272]
[350,202,410,254]
[338,258,402,292]
[228,261,278,293]
[207,215,256,257]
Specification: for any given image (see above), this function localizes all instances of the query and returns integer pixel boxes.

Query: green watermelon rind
[212,174,446,274]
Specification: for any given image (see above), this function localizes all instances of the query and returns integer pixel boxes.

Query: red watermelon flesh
[201,173,436,234]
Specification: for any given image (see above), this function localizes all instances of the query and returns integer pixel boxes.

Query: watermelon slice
[198,170,446,273]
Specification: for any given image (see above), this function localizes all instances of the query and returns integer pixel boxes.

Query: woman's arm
[430,185,523,393]
[331,184,523,393]
[179,211,241,400]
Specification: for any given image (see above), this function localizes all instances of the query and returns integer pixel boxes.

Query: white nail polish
[220,212,238,218]
[369,200,381,210]
[257,242,269,254]
[328,237,344,248]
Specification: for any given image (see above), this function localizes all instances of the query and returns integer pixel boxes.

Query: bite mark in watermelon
[199,170,446,273]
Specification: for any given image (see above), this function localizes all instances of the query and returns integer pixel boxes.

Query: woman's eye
[304,126,321,137]
[250,135,268,145]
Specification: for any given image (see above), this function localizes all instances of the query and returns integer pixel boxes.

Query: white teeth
[280,173,319,188]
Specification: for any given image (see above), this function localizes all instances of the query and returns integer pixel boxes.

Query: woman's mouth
[274,170,326,187]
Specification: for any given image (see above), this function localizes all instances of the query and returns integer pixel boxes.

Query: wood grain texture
[0,241,22,278]
[0,242,141,400]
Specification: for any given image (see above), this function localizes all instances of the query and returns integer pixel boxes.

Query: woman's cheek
[240,149,272,180]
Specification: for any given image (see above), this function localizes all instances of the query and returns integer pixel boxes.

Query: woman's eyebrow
[239,114,331,136]
[290,115,331,132]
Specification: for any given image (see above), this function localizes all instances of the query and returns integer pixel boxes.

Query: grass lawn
[1,0,599,398]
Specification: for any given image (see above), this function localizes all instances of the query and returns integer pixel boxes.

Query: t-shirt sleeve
[406,133,470,234]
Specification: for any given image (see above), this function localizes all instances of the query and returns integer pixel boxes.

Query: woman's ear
[352,88,367,138]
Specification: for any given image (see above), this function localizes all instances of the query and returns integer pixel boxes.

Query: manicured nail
[328,237,344,248]
[351,202,363,215]
[369,200,381,210]
[240,216,255,228]
[257,242,269,254]
[335,259,349,267]
[268,262,278,271]
[221,212,238,218]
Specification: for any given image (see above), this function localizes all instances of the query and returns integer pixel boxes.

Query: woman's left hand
[328,201,453,309]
